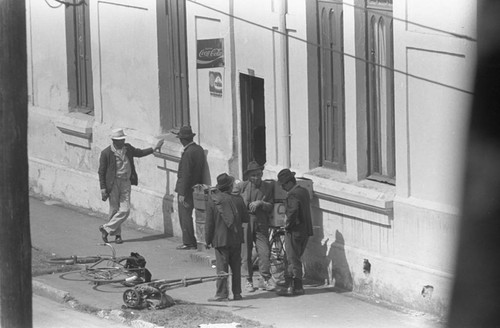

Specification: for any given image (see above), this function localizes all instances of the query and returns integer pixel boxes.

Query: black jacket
[175,142,206,202]
[98,143,153,193]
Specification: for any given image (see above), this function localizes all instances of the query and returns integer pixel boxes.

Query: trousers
[284,231,309,280]
[241,216,271,281]
[178,195,197,246]
[214,245,242,298]
[103,177,131,236]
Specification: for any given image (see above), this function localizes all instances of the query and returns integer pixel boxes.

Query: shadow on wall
[303,200,353,291]
[326,230,354,291]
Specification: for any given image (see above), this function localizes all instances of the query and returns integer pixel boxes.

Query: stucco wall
[26,0,477,319]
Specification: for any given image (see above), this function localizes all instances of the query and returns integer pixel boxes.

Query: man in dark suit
[174,126,206,250]
[98,128,163,244]
[205,173,249,301]
[277,168,313,296]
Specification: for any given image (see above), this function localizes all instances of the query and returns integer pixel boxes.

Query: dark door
[240,74,266,175]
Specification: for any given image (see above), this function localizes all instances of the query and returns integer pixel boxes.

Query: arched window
[366,1,395,184]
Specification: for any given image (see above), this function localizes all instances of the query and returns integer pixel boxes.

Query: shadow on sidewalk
[121,234,170,243]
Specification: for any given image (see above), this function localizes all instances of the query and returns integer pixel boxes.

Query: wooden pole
[0,0,32,327]
[448,2,500,327]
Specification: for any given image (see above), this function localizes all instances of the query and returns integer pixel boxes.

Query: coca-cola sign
[197,38,224,69]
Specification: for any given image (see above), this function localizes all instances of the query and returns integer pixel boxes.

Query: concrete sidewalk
[30,196,444,328]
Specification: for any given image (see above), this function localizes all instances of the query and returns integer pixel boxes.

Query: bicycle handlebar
[96,243,116,258]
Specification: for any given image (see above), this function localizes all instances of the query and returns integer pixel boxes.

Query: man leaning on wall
[98,128,164,244]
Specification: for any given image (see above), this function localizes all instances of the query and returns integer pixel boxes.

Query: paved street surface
[33,294,129,328]
[30,196,446,328]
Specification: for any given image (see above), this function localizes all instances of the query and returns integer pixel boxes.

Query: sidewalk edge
[32,279,162,328]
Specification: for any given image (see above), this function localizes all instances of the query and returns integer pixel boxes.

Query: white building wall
[26,0,477,318]
[27,0,171,234]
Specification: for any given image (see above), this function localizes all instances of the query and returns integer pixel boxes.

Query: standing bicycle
[268,225,287,282]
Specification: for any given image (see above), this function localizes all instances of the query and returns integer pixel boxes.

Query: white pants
[103,178,131,236]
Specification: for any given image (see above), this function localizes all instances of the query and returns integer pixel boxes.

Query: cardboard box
[269,201,286,227]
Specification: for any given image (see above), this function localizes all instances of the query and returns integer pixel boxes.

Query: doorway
[240,74,266,176]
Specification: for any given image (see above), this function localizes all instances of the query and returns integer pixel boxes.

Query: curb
[33,279,72,303]
[32,279,162,328]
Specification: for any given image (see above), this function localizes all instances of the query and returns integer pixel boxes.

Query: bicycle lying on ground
[47,243,149,285]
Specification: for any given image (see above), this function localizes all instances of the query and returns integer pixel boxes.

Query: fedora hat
[216,173,235,190]
[110,128,126,140]
[277,168,296,184]
[174,126,196,139]
[244,161,264,175]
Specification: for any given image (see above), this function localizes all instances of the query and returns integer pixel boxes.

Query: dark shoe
[99,226,108,243]
[276,277,294,296]
[115,235,123,244]
[233,294,242,301]
[176,244,197,250]
[207,296,229,302]
[293,278,305,295]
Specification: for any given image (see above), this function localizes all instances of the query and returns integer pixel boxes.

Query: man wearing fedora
[174,125,206,250]
[277,168,313,296]
[98,128,164,244]
[205,173,249,301]
[233,161,276,292]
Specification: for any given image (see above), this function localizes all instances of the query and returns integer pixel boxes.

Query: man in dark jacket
[174,126,206,250]
[98,128,163,244]
[205,173,249,301]
[277,168,313,296]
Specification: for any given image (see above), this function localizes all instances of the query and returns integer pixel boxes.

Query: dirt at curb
[32,246,271,328]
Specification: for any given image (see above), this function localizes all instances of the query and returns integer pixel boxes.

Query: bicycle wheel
[123,288,142,308]
[270,232,287,280]
[80,267,139,284]
[47,256,101,265]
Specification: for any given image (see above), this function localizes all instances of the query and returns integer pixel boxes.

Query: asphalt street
[33,294,129,328]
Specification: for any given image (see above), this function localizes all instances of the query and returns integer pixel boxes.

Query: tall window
[366,0,395,184]
[157,0,190,132]
[318,0,345,171]
[65,0,93,115]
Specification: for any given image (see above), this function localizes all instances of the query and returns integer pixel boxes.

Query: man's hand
[154,138,164,152]
[179,195,189,208]
[248,200,263,213]
[205,243,212,250]
[101,189,108,201]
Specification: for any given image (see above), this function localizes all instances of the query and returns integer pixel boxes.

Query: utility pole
[0,0,32,327]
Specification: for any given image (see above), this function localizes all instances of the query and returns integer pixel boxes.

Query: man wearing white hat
[98,128,164,244]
